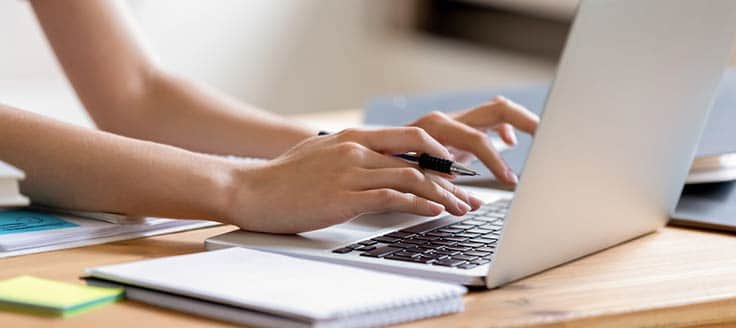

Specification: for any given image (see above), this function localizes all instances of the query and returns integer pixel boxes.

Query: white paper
[86,247,466,321]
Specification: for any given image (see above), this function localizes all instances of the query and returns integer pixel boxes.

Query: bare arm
[8,0,539,233]
[0,104,238,220]
[31,0,313,159]
[0,104,478,233]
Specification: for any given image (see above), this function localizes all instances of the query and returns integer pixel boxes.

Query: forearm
[0,105,241,221]
[31,0,313,159]
[101,72,315,159]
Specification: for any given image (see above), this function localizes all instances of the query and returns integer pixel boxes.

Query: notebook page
[86,247,466,321]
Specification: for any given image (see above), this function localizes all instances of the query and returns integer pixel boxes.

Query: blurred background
[0,0,584,126]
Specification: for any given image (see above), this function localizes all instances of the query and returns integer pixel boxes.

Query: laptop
[207,0,736,288]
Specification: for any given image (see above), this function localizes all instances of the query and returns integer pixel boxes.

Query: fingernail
[459,201,471,213]
[509,132,518,146]
[469,195,483,210]
[428,201,445,215]
[506,169,519,184]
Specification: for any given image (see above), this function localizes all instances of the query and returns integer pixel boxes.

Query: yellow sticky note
[0,275,123,317]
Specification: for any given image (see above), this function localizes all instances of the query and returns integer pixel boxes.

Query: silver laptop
[207,0,736,288]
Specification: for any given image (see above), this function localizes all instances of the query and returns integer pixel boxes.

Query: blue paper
[0,211,78,235]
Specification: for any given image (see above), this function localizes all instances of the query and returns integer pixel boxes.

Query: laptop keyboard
[332,198,511,270]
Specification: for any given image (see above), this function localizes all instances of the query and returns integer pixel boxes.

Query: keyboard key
[358,240,378,246]
[433,249,461,256]
[438,228,463,233]
[476,247,496,253]
[466,228,493,234]
[430,240,457,247]
[400,217,460,234]
[427,232,453,238]
[417,248,437,254]
[458,242,484,248]
[394,251,420,258]
[415,235,441,241]
[332,247,353,254]
[433,259,466,267]
[418,244,443,250]
[360,246,401,258]
[455,233,481,238]
[356,245,377,251]
[450,224,473,230]
[458,263,478,270]
[392,242,417,249]
[372,236,400,244]
[385,254,435,264]
[451,255,478,261]
[423,253,450,260]
[446,246,471,252]
[472,259,491,265]
[462,220,486,226]
[384,231,415,239]
[464,251,492,257]
[470,238,496,244]
[444,237,469,242]
[347,244,363,249]
[405,239,429,246]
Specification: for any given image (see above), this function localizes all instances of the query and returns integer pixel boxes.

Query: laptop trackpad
[210,213,438,252]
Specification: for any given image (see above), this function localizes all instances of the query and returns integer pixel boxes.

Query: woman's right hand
[224,127,482,234]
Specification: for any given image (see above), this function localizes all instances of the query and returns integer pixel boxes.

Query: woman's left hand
[408,96,539,185]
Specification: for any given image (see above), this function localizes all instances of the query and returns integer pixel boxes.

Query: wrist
[211,159,262,226]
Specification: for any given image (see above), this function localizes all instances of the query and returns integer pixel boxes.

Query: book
[0,210,218,258]
[0,275,122,317]
[0,161,29,207]
[84,247,467,328]
[687,152,736,184]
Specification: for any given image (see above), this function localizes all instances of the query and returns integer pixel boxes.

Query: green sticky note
[0,276,123,317]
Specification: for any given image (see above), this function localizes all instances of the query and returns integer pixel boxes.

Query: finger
[449,147,475,165]
[350,189,445,217]
[348,146,454,179]
[349,168,470,215]
[427,174,482,211]
[456,96,539,135]
[494,123,518,146]
[420,113,518,184]
[336,127,451,159]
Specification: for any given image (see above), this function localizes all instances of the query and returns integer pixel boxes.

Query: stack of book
[0,161,29,208]
[687,152,736,184]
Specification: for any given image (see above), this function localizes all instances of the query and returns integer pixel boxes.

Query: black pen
[394,153,478,176]
[318,131,479,176]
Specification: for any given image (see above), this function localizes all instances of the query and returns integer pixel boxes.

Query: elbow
[86,66,169,138]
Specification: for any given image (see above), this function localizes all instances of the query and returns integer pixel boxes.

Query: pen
[394,153,478,176]
[318,131,479,176]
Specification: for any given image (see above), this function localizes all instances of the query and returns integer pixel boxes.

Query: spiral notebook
[84,247,466,328]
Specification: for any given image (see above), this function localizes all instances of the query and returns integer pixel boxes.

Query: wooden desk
[3,225,736,327]
[2,110,736,327]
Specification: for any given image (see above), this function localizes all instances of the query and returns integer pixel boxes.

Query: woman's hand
[225,127,482,234]
[409,96,539,184]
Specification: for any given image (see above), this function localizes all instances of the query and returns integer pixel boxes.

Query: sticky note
[0,211,78,235]
[0,276,123,317]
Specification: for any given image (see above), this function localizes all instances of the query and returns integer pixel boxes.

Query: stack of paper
[0,275,123,317]
[0,210,218,258]
[687,152,736,184]
[0,161,29,207]
[85,248,467,328]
